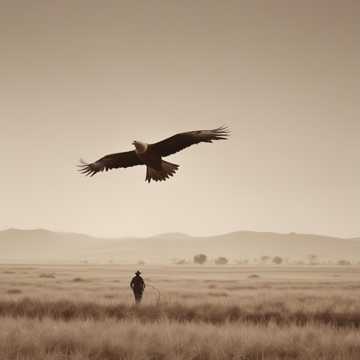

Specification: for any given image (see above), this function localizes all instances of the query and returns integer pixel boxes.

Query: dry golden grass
[1,318,360,360]
[0,264,360,359]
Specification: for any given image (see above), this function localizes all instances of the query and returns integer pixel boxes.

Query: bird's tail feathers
[146,161,179,183]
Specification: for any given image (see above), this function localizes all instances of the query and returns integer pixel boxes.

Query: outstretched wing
[78,151,143,177]
[150,126,230,157]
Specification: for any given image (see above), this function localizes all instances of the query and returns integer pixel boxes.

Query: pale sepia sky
[0,0,359,238]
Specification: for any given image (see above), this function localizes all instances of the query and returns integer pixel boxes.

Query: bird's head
[132,140,148,154]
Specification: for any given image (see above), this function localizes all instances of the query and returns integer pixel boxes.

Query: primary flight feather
[78,126,230,183]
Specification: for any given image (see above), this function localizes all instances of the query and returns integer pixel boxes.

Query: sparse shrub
[272,256,283,265]
[194,254,207,265]
[308,254,319,265]
[7,289,22,294]
[235,259,249,265]
[104,294,116,299]
[174,258,186,265]
[248,274,260,279]
[337,259,351,266]
[214,257,228,265]
[137,260,145,265]
[207,292,228,297]
[39,273,56,278]
[72,277,86,282]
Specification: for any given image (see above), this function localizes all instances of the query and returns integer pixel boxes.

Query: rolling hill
[0,228,359,263]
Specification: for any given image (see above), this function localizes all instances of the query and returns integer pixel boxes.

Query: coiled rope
[146,284,161,305]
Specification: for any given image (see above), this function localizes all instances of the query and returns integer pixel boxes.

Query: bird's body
[134,141,161,169]
[78,126,229,182]
[133,140,179,181]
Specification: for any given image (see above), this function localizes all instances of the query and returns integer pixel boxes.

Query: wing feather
[78,151,143,177]
[149,126,230,157]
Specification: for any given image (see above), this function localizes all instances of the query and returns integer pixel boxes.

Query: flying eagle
[78,126,230,183]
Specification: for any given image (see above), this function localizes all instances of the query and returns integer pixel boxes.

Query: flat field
[0,264,360,359]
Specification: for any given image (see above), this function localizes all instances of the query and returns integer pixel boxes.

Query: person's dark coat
[130,273,145,303]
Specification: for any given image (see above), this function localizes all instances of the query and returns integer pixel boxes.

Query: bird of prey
[78,126,230,183]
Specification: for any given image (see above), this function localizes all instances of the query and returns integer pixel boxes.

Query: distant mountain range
[0,228,359,263]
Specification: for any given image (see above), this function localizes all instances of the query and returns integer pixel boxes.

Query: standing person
[130,270,145,304]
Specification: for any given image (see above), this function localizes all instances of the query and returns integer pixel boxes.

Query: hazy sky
[1,0,359,238]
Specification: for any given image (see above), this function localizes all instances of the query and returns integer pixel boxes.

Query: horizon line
[1,227,358,240]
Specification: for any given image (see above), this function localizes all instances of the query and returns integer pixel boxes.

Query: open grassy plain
[0,264,360,359]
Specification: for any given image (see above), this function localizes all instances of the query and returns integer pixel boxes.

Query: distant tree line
[168,253,357,266]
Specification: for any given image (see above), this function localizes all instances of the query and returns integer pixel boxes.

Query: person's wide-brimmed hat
[135,270,141,275]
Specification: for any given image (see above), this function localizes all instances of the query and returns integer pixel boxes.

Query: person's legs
[134,291,143,304]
